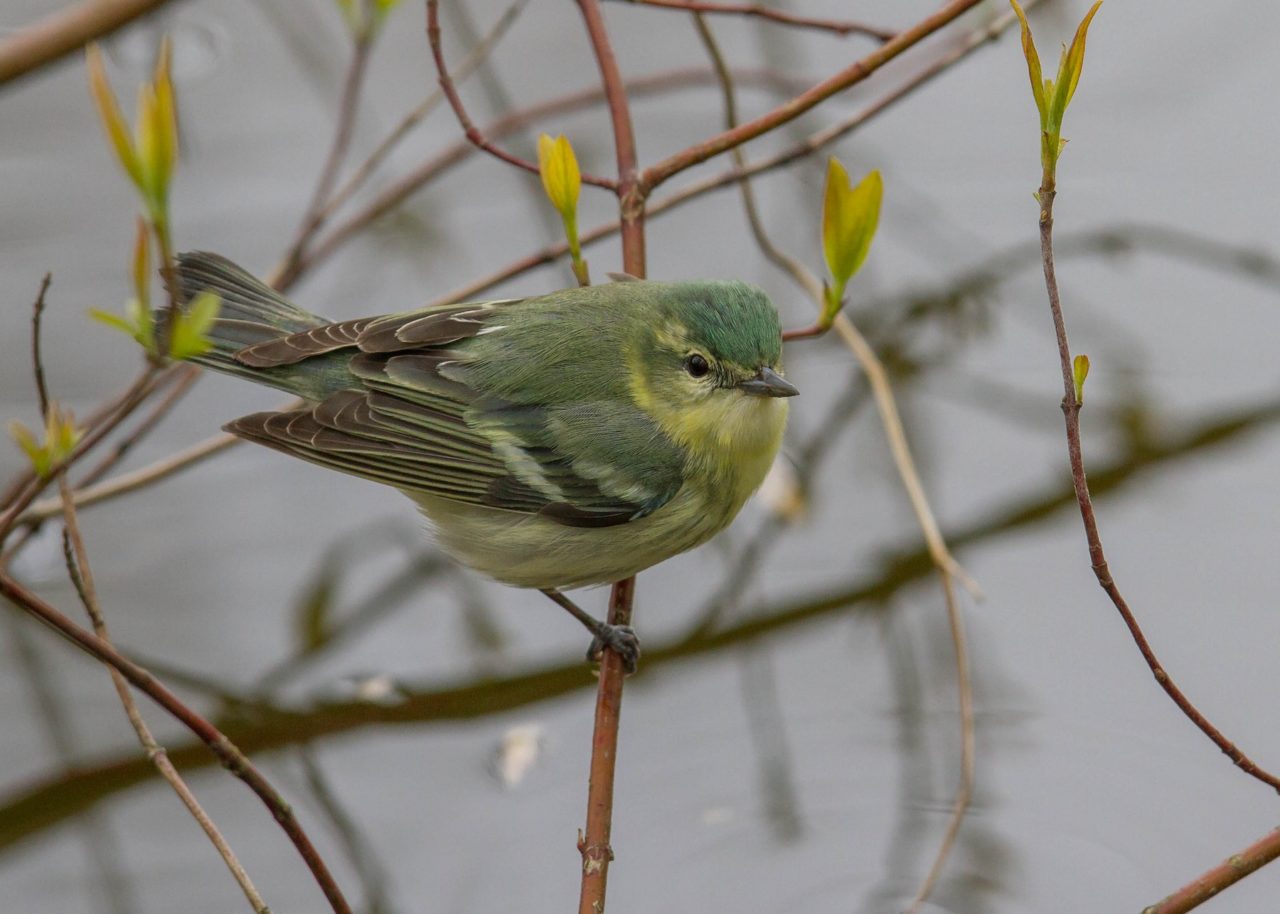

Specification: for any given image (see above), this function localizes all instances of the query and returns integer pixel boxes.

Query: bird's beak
[736,366,799,398]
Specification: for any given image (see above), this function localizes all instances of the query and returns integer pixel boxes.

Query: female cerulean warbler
[172,253,798,668]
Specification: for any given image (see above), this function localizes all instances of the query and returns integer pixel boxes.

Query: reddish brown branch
[1035,183,1280,793]
[291,66,800,286]
[1145,827,1280,914]
[426,0,616,191]
[572,3,645,911]
[578,575,634,914]
[578,0,644,275]
[58,479,270,914]
[617,0,894,41]
[0,573,353,914]
[640,0,984,191]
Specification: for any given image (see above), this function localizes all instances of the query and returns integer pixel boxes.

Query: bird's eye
[685,354,710,378]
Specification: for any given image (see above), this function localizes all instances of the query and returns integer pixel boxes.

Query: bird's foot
[539,588,640,674]
[587,623,640,675]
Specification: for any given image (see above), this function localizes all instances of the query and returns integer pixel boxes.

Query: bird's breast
[681,394,788,509]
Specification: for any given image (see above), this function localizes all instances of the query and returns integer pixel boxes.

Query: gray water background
[2,1,1279,911]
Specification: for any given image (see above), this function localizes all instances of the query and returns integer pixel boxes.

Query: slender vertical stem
[1035,173,1280,792]
[577,0,644,276]
[30,275,52,416]
[572,5,644,911]
[577,576,633,914]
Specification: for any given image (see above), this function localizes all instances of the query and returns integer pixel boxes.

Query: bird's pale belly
[411,484,740,590]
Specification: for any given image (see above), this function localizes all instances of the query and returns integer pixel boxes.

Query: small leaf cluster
[9,405,82,480]
[86,42,177,227]
[1010,0,1103,174]
[86,51,221,361]
[89,218,220,362]
[819,158,882,329]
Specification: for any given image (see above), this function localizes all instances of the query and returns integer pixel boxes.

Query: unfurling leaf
[1051,1,1103,127]
[9,404,83,479]
[7,422,42,472]
[168,290,222,360]
[1073,353,1090,405]
[1009,0,1103,172]
[86,44,144,191]
[85,39,180,221]
[1009,0,1046,124]
[144,38,178,208]
[537,134,582,225]
[90,297,156,354]
[537,133,587,282]
[821,159,882,321]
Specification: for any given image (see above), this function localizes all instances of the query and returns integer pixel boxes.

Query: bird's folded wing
[228,349,685,529]
[233,301,516,367]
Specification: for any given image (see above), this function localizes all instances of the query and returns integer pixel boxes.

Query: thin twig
[15,282,136,912]
[1036,169,1280,792]
[1,362,169,519]
[30,275,53,416]
[0,367,165,547]
[278,26,376,278]
[828,315,977,912]
[68,364,201,491]
[0,0,179,86]
[58,477,271,914]
[0,572,354,914]
[426,0,616,191]
[571,1,646,909]
[1143,826,1280,914]
[291,66,803,285]
[640,0,986,192]
[298,748,398,914]
[690,13,810,288]
[430,5,1030,306]
[23,270,267,911]
[20,431,239,526]
[578,0,644,274]
[690,16,977,900]
[617,0,894,41]
[311,0,529,232]
[3,605,137,913]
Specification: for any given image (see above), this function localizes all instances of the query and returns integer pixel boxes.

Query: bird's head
[627,280,796,466]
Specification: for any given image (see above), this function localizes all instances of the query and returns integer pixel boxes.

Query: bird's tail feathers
[163,251,329,390]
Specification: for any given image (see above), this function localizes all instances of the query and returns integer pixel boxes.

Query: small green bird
[173,253,797,664]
